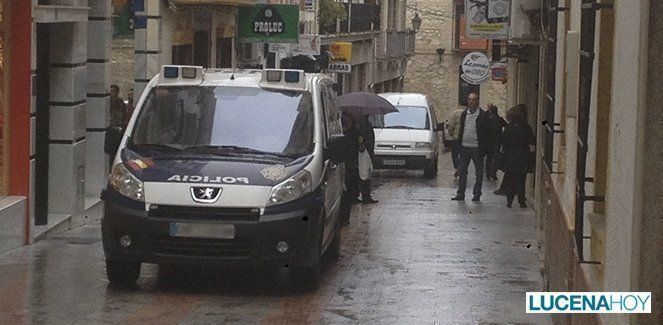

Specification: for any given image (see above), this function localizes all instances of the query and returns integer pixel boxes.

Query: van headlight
[110,163,144,202]
[415,142,432,149]
[267,169,312,206]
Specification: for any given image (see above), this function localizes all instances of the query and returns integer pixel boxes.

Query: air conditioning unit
[510,0,541,40]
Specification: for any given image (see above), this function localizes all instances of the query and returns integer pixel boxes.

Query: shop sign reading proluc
[461,52,491,85]
[238,5,299,43]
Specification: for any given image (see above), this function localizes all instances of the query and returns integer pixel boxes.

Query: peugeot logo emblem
[392,144,397,149]
[190,187,222,203]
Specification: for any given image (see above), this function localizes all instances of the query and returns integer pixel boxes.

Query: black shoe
[472,196,480,202]
[451,195,465,201]
[493,190,506,196]
[362,198,379,204]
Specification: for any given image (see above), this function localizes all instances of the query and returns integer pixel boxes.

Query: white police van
[101,65,346,290]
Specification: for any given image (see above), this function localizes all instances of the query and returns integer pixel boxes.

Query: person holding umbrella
[337,92,398,204]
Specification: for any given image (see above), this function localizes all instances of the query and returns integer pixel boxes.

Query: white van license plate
[169,223,235,239]
[383,159,405,166]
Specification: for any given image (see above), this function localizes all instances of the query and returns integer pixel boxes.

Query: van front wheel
[106,260,140,286]
[423,157,438,178]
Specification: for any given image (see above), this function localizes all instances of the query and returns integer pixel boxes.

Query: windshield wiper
[184,145,294,159]
[383,125,417,129]
[131,143,183,151]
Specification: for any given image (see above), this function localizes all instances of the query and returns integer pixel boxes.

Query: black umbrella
[337,92,398,115]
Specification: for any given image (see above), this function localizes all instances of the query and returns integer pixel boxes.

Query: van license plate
[383,159,405,166]
[169,223,235,239]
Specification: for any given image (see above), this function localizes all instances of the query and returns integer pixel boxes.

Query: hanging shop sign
[461,52,491,85]
[238,5,299,43]
[328,62,352,74]
[491,63,508,82]
[465,0,510,39]
[292,34,320,56]
[328,42,352,74]
[269,34,321,56]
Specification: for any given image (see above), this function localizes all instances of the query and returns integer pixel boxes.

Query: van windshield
[130,86,314,158]
[370,106,430,130]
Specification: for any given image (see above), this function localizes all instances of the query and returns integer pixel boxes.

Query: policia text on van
[101,66,347,290]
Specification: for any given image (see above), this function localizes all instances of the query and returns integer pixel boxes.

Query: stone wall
[403,0,506,122]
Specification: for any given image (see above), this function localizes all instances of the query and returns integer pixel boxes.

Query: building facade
[505,0,663,323]
[0,0,113,253]
[403,0,507,122]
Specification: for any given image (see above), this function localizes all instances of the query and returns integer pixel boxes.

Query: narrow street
[0,152,550,324]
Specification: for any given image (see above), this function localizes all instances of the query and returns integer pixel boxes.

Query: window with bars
[574,0,611,264]
[542,0,560,171]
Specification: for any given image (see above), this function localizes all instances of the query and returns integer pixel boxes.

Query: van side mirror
[326,134,347,164]
[435,123,445,132]
[104,126,124,156]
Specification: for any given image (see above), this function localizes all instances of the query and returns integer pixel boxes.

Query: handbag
[358,147,373,180]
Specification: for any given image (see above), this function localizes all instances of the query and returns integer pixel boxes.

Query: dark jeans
[451,141,461,170]
[504,172,526,205]
[457,146,484,198]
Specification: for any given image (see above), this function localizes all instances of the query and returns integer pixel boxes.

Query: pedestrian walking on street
[110,84,127,128]
[485,104,506,180]
[452,93,490,202]
[357,135,377,204]
[500,106,535,208]
[446,105,466,177]
[494,103,528,196]
[357,115,377,203]
[340,113,361,225]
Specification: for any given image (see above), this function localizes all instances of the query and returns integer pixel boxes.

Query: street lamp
[411,12,422,33]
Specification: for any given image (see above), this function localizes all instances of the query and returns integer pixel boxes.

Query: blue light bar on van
[284,71,300,83]
[163,66,179,78]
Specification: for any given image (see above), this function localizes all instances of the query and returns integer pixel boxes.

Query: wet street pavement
[0,152,550,324]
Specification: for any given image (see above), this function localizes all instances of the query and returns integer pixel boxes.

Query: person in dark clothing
[494,103,528,195]
[110,84,127,128]
[340,113,361,225]
[500,106,535,208]
[485,104,506,180]
[357,114,377,203]
[452,93,491,202]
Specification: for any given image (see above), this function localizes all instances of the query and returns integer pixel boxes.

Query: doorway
[35,23,50,225]
[216,37,232,68]
[193,30,210,67]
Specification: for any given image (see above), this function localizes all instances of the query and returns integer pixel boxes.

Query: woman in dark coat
[500,106,535,208]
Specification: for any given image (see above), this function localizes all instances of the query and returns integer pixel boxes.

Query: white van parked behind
[372,93,443,178]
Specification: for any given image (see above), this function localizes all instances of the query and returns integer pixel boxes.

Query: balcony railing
[319,4,381,35]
